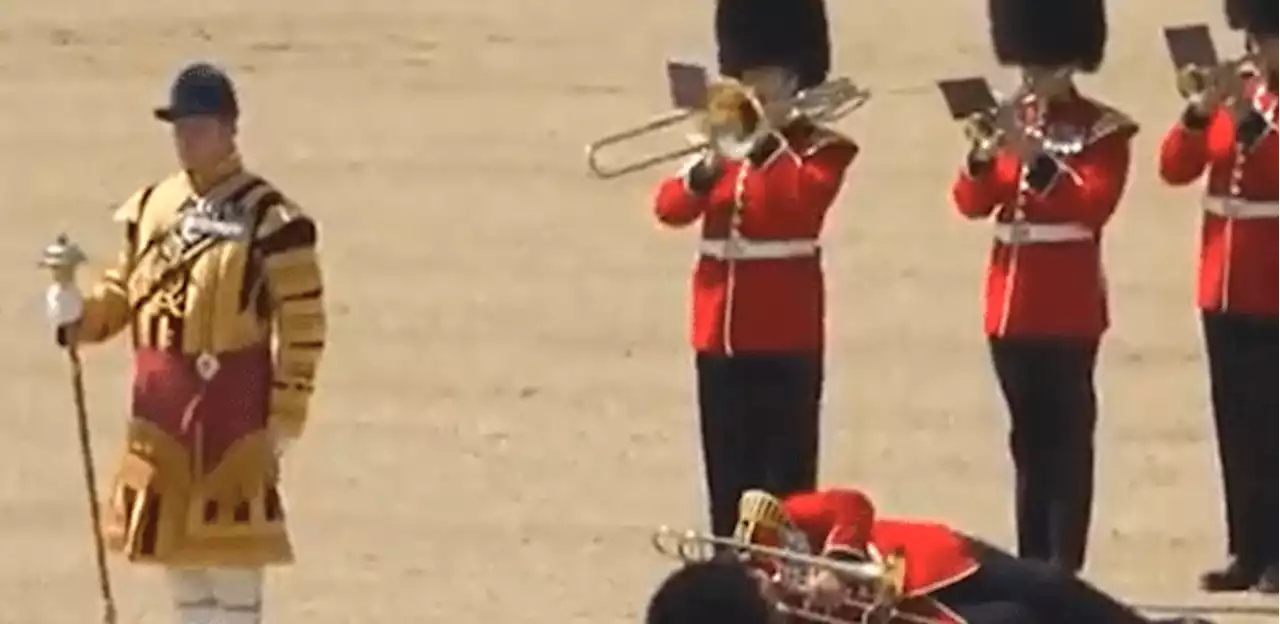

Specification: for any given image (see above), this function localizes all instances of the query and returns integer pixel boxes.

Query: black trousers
[1202,311,1279,567]
[987,337,1099,573]
[696,352,823,538]
[932,537,1150,624]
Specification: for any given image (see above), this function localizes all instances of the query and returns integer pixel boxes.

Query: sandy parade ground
[1,1,1277,622]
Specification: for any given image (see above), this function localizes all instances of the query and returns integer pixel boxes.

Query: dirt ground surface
[1,1,1277,623]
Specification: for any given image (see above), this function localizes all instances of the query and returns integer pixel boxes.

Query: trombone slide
[652,526,887,583]
[584,109,704,179]
[583,75,871,180]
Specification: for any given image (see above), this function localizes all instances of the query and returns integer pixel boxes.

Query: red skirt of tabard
[131,344,272,473]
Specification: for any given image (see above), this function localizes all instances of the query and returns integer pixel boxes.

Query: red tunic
[773,491,972,624]
[1157,77,1278,316]
[951,95,1138,338]
[780,489,979,598]
[654,122,858,354]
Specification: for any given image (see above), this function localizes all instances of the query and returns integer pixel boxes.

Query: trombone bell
[650,527,938,624]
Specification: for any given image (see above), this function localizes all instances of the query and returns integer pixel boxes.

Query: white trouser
[168,567,264,624]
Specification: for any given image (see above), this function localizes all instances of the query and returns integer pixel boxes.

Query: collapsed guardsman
[42,61,326,624]
[647,488,1212,624]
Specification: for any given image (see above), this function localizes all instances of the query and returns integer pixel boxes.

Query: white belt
[699,238,819,260]
[992,222,1094,245]
[1202,196,1279,220]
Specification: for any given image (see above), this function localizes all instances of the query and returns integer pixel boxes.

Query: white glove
[45,283,84,327]
[272,430,295,458]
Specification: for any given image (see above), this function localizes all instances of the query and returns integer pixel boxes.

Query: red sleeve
[784,489,875,557]
[1158,120,1210,187]
[1023,129,1134,228]
[950,153,1020,220]
[653,176,709,227]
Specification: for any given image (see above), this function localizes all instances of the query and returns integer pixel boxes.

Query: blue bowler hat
[153,62,239,122]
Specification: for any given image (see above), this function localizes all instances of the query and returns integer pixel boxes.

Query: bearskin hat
[715,0,831,89]
[987,0,1108,73]
[1225,0,1278,36]
[1223,0,1244,29]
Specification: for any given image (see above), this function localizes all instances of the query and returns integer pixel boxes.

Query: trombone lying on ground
[584,76,870,180]
[651,526,947,624]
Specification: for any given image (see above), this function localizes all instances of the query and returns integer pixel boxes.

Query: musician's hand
[1178,66,1232,116]
[681,149,722,195]
[805,569,848,610]
[748,568,784,607]
[1004,126,1048,167]
[1187,89,1226,118]
[963,112,1000,163]
[45,283,84,328]
[271,428,295,458]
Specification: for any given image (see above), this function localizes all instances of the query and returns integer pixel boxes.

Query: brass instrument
[1176,53,1261,109]
[961,79,1034,158]
[584,77,870,180]
[962,74,1083,182]
[651,526,945,624]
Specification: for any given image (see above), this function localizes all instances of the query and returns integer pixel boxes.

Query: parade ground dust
[1,1,1275,622]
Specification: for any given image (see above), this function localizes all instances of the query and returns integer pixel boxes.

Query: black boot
[1198,558,1262,592]
[1252,564,1278,595]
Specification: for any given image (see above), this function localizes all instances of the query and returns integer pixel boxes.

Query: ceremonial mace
[40,234,117,624]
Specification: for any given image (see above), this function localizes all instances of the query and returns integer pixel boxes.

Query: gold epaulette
[111,187,149,224]
[801,124,856,158]
[1083,100,1140,146]
[255,197,307,240]
[256,193,324,441]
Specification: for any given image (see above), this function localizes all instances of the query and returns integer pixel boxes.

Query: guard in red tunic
[646,488,1208,624]
[948,0,1137,574]
[653,0,858,540]
[1157,0,1278,595]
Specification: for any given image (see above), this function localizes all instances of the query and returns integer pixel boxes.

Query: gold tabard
[102,421,292,567]
[75,161,327,567]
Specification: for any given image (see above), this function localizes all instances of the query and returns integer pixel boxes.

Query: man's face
[741,66,798,104]
[172,115,235,171]
[1020,66,1073,99]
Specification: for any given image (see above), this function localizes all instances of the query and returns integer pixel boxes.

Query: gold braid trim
[1082,100,1140,146]
[256,201,326,440]
[78,186,155,343]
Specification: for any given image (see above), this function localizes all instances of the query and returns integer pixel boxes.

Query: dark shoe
[1253,564,1278,595]
[1199,559,1262,592]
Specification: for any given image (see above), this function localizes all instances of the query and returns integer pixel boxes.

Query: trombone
[584,77,871,180]
[651,526,945,624]
[963,75,1083,184]
[1176,52,1262,111]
